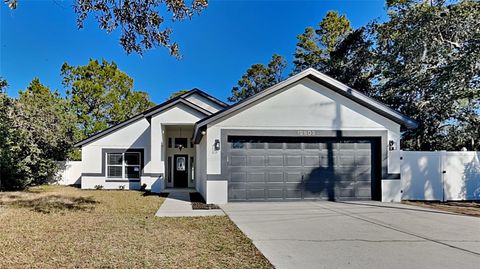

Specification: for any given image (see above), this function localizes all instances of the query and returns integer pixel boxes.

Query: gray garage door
[227,136,379,201]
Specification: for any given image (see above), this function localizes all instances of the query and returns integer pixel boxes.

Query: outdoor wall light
[201,130,206,135]
[389,140,395,151]
[214,139,220,151]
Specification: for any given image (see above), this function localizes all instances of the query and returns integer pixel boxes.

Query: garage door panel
[338,156,355,166]
[247,189,266,200]
[319,155,337,166]
[267,172,284,182]
[267,155,284,166]
[285,189,302,199]
[357,166,372,176]
[285,155,302,166]
[230,172,246,182]
[356,143,372,149]
[285,172,302,182]
[357,171,372,181]
[229,189,247,200]
[303,182,326,195]
[229,181,245,187]
[303,155,320,166]
[337,187,355,198]
[267,189,284,199]
[339,143,356,150]
[247,155,266,167]
[356,156,372,165]
[227,137,376,202]
[266,182,286,189]
[356,185,372,197]
[247,172,266,182]
[230,156,247,167]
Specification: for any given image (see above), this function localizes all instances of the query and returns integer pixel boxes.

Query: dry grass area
[0,186,272,269]
[403,200,480,217]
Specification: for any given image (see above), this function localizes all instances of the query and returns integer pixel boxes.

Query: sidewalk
[155,189,225,217]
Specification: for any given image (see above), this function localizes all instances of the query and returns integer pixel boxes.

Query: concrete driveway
[221,201,480,269]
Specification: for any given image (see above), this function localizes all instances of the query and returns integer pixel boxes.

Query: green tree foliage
[328,27,377,96]
[168,90,189,100]
[375,0,480,150]
[229,54,287,102]
[0,78,7,92]
[293,11,352,74]
[290,2,479,150]
[0,78,14,190]
[317,11,352,54]
[0,79,77,190]
[61,59,154,138]
[5,0,208,56]
[292,11,376,96]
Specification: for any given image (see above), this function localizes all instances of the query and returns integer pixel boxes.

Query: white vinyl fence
[401,151,480,201]
[55,161,82,185]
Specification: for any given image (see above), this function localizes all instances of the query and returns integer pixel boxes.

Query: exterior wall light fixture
[214,139,220,151]
[388,140,395,151]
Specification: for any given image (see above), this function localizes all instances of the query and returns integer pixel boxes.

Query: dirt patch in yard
[190,192,221,210]
[0,186,272,268]
[403,201,480,217]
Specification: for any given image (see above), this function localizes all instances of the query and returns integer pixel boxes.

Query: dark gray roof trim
[180,88,229,108]
[74,89,223,147]
[144,98,213,118]
[193,68,418,143]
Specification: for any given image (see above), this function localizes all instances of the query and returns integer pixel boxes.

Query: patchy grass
[403,200,480,217]
[0,186,272,268]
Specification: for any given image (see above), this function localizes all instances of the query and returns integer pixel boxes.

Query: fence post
[440,151,447,202]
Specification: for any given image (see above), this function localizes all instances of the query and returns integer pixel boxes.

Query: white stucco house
[74,68,417,204]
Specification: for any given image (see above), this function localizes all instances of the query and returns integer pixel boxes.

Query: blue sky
[1,0,388,104]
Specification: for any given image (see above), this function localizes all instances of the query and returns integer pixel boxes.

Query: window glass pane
[249,142,265,149]
[107,153,123,165]
[286,143,301,149]
[125,152,140,165]
[176,157,186,171]
[125,166,140,178]
[175,138,188,148]
[268,143,283,149]
[231,141,245,149]
[108,166,122,178]
[168,138,172,148]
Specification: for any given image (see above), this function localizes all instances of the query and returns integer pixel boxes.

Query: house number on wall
[297,130,316,136]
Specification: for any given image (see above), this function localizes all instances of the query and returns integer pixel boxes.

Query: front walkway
[155,188,224,217]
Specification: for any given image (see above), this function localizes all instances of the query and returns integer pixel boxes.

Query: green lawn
[0,186,272,268]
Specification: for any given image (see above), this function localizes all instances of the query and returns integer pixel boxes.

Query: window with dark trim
[249,142,265,149]
[107,153,123,178]
[168,138,172,148]
[106,152,141,178]
[267,142,283,149]
[124,152,141,178]
[175,138,188,148]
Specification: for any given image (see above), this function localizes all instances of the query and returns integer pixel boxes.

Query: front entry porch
[163,125,196,189]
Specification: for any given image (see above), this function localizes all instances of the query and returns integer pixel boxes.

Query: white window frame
[106,152,141,179]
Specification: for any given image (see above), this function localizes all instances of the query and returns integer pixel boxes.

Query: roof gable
[193,68,417,143]
[74,89,224,147]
